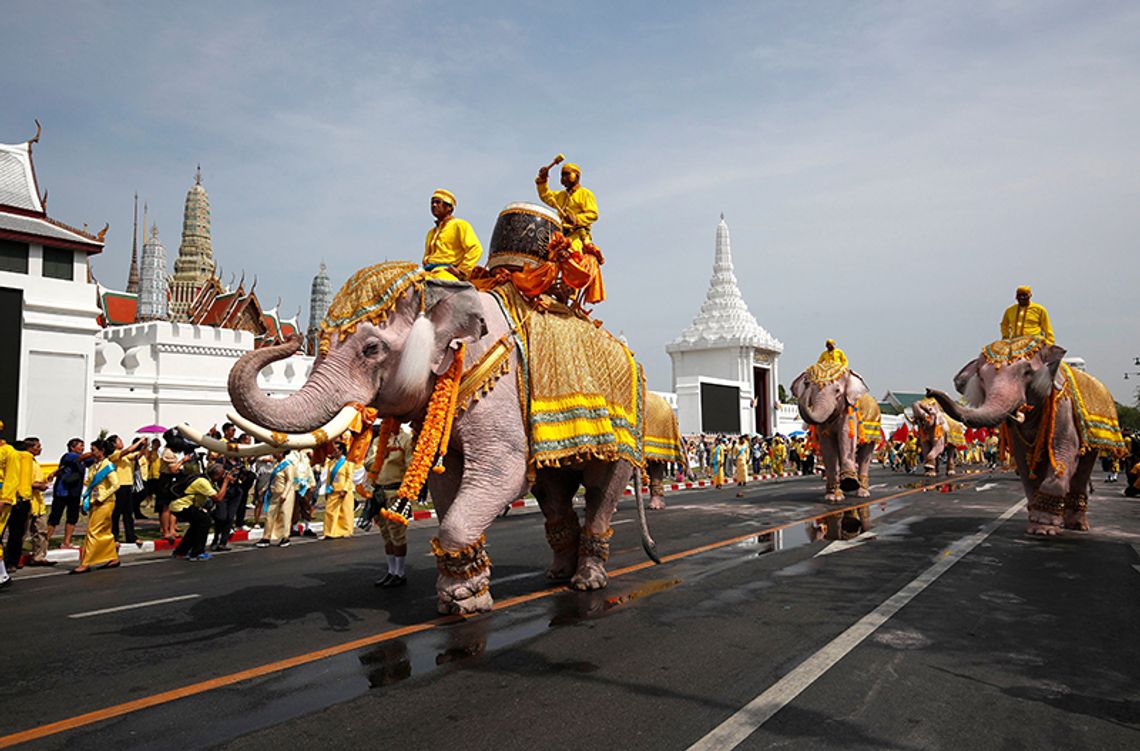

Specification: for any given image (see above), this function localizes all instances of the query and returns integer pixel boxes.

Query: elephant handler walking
[1000,285,1054,345]
[256,451,296,548]
[372,426,414,588]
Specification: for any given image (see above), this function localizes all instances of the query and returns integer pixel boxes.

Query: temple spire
[126,193,140,293]
[666,215,783,353]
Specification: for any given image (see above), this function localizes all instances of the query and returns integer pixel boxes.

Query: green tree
[1118,402,1140,432]
[778,384,790,403]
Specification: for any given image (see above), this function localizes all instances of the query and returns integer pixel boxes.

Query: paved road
[2,468,1138,750]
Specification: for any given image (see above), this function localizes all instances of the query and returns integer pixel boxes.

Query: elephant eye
[363,340,388,358]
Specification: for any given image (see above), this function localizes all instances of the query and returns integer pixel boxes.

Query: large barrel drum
[487,202,561,271]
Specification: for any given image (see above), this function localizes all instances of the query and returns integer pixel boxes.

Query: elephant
[221,266,658,614]
[791,364,880,502]
[643,391,684,510]
[927,337,1126,536]
[910,398,961,477]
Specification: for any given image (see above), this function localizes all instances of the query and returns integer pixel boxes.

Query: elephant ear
[425,281,487,376]
[952,357,981,396]
[790,371,808,399]
[1031,344,1069,398]
[844,370,870,406]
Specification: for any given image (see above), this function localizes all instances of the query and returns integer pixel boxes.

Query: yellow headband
[561,163,580,176]
[432,189,456,207]
[1016,285,1031,295]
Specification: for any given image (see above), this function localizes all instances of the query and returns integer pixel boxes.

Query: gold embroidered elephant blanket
[491,285,645,471]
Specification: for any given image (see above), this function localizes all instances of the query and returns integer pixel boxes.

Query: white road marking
[686,497,1026,751]
[814,532,877,557]
[975,483,998,492]
[68,594,200,619]
[870,483,888,489]
[611,519,634,526]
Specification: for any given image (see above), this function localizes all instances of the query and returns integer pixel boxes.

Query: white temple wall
[93,322,314,437]
[3,243,101,454]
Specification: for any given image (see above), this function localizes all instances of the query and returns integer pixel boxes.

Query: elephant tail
[634,467,661,564]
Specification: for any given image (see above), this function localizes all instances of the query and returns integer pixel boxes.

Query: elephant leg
[647,461,667,510]
[1027,404,1081,537]
[534,468,582,582]
[433,444,528,615]
[571,461,632,591]
[855,444,873,498]
[820,436,844,503]
[922,440,939,476]
[1064,453,1098,531]
[946,447,957,476]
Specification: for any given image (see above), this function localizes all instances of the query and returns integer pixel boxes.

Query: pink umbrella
[136,424,167,434]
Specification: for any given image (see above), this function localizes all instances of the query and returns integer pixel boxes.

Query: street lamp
[1125,356,1140,380]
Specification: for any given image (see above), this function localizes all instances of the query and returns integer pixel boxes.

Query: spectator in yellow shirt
[423,189,483,281]
[1000,285,1054,345]
[107,434,146,547]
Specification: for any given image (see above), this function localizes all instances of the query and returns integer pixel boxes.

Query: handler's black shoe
[380,575,407,589]
[374,573,395,588]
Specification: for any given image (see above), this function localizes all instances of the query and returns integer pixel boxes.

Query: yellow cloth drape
[1001,302,1054,345]
[323,461,355,538]
[423,217,483,280]
[80,459,121,566]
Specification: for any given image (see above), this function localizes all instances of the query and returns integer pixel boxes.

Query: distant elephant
[220,264,657,614]
[791,364,880,502]
[911,398,962,477]
[928,337,1126,536]
[643,391,684,510]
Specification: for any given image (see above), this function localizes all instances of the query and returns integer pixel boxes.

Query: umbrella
[788,430,806,438]
[136,424,167,434]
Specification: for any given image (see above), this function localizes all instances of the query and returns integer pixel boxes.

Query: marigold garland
[367,417,401,485]
[387,342,467,525]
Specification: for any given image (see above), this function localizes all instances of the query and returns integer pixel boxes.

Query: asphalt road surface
[2,467,1138,750]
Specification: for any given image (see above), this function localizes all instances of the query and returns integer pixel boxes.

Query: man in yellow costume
[817,339,848,368]
[0,423,16,587]
[536,160,605,305]
[1001,285,1054,345]
[322,442,355,539]
[423,189,483,281]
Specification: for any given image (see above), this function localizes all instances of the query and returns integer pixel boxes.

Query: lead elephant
[910,398,962,477]
[217,263,658,614]
[791,363,880,502]
[928,336,1127,536]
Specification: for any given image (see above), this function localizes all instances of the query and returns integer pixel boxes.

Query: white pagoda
[666,215,783,435]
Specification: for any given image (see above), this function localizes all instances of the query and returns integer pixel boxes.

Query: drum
[487,202,561,271]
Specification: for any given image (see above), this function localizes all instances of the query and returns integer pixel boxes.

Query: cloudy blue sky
[4,1,1138,398]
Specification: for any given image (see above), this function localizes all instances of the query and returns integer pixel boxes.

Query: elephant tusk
[226,405,359,449]
[174,423,282,457]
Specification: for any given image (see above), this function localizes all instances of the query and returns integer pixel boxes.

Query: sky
[4,0,1139,400]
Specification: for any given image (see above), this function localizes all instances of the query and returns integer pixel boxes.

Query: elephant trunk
[799,393,835,425]
[926,388,1019,429]
[228,336,364,433]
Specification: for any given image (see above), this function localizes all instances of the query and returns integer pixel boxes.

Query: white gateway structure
[667,216,783,436]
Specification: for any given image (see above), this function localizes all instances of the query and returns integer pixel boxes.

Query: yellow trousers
[323,492,355,538]
[0,503,10,559]
[80,499,118,566]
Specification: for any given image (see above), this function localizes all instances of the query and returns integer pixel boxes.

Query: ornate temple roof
[0,127,104,254]
[666,215,783,354]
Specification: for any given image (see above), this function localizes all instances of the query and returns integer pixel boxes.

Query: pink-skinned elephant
[911,399,958,477]
[927,338,1124,536]
[791,365,877,502]
[226,274,657,614]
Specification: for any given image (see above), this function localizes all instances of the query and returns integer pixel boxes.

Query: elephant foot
[570,528,612,590]
[947,470,957,477]
[923,468,937,477]
[1025,508,1063,536]
[1063,510,1089,531]
[648,495,666,510]
[546,551,578,582]
[432,534,493,614]
[570,556,609,591]
[824,491,845,504]
[437,579,494,614]
[855,487,871,498]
